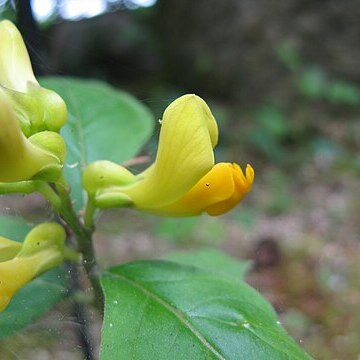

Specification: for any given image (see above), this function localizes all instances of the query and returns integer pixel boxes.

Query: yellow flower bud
[0,20,67,136]
[0,89,65,182]
[0,223,65,312]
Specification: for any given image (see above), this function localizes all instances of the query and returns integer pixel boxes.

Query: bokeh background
[1,0,360,359]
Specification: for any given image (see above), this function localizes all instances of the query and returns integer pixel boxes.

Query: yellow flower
[0,236,22,262]
[0,88,65,182]
[83,94,254,216]
[0,20,67,137]
[0,223,65,312]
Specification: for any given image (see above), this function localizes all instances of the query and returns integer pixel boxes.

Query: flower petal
[124,94,218,209]
[0,89,64,182]
[0,223,65,312]
[0,249,61,312]
[0,237,22,262]
[151,163,254,216]
[0,20,37,92]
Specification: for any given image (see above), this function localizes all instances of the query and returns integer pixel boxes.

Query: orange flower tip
[245,164,255,185]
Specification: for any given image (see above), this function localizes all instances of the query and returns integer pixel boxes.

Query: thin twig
[68,262,94,360]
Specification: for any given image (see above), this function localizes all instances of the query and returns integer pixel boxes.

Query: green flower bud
[83,160,136,196]
[6,83,67,137]
[18,222,66,259]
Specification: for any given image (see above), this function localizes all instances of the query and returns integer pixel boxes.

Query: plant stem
[68,262,95,360]
[54,181,104,311]
[0,180,37,194]
[84,198,96,230]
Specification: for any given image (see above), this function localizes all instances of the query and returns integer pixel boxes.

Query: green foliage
[297,67,328,100]
[0,215,31,241]
[325,81,360,105]
[262,170,294,215]
[275,43,302,71]
[40,77,154,208]
[165,248,251,279]
[155,217,226,245]
[256,104,289,138]
[155,217,198,243]
[0,215,68,340]
[247,104,289,163]
[297,67,360,106]
[100,260,311,359]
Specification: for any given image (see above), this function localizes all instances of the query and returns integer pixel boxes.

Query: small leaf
[325,81,360,105]
[0,215,32,241]
[165,248,251,279]
[0,215,68,340]
[40,77,154,208]
[100,260,311,360]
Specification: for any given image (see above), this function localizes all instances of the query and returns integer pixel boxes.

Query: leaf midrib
[105,271,226,360]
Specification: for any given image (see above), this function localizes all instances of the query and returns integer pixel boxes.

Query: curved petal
[0,89,64,182]
[6,83,68,136]
[150,163,254,216]
[0,223,65,312]
[124,94,218,209]
[0,20,37,92]
[0,237,22,262]
[0,20,67,135]
[0,248,61,312]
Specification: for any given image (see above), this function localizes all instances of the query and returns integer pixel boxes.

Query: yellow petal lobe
[0,237,22,262]
[153,162,254,216]
[0,249,56,311]
[0,223,65,312]
[0,20,37,92]
[0,89,64,182]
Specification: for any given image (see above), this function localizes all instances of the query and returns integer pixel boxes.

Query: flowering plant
[0,20,310,360]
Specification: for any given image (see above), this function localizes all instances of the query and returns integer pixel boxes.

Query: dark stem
[54,181,104,311]
[69,262,94,360]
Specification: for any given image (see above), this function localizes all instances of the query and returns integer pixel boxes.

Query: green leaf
[255,104,288,139]
[40,77,155,208]
[0,215,68,340]
[100,260,311,360]
[0,268,67,340]
[0,215,32,241]
[165,249,251,279]
[325,80,360,105]
[297,67,327,100]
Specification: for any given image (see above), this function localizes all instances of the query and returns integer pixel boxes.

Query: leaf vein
[106,272,226,360]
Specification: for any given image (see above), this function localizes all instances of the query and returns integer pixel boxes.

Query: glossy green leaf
[0,216,68,340]
[165,249,251,279]
[40,77,154,208]
[100,260,311,360]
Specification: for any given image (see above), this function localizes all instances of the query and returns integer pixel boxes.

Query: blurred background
[0,0,360,359]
